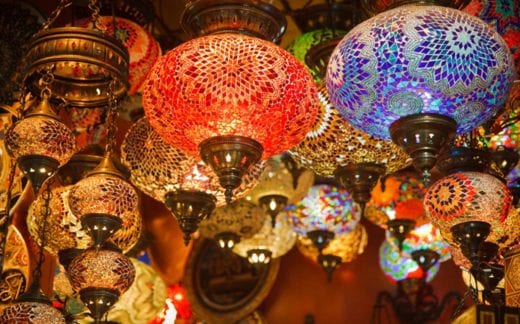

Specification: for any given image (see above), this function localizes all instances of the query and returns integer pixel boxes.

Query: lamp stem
[32,178,54,286]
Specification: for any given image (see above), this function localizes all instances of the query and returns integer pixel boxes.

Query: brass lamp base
[411,249,440,274]
[215,232,241,249]
[258,194,288,228]
[199,135,263,204]
[334,163,385,216]
[181,0,287,42]
[390,113,456,182]
[318,254,342,282]
[307,229,335,253]
[17,155,59,196]
[437,147,489,175]
[164,190,216,245]
[387,219,416,251]
[81,213,123,249]
[80,287,119,322]
[451,221,491,268]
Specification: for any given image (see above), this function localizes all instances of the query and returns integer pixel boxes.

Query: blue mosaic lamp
[283,184,361,252]
[326,4,516,179]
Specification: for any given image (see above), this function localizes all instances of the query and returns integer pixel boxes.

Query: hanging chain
[104,79,119,155]
[39,71,54,100]
[41,0,73,31]
[89,0,102,31]
[32,178,53,285]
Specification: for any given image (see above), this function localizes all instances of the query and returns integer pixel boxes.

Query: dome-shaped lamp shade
[327,5,515,140]
[68,162,140,249]
[27,185,141,258]
[233,214,297,261]
[76,16,161,95]
[463,0,520,75]
[379,240,440,283]
[121,118,264,206]
[142,33,318,159]
[289,83,410,178]
[0,302,66,324]
[199,199,266,249]
[68,247,136,322]
[286,29,346,81]
[424,171,512,242]
[284,184,362,237]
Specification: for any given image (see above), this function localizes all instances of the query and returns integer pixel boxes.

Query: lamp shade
[283,184,361,236]
[366,172,426,228]
[121,117,264,206]
[142,33,318,159]
[233,214,297,260]
[424,171,512,243]
[27,185,141,255]
[326,5,515,140]
[286,29,346,81]
[76,16,161,95]
[297,223,368,263]
[289,83,410,177]
[379,240,440,283]
[198,199,266,240]
[463,0,519,75]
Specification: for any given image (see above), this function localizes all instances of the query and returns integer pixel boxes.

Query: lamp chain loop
[39,71,54,101]
[41,0,73,31]
[88,0,102,31]
[32,178,54,285]
[105,79,119,155]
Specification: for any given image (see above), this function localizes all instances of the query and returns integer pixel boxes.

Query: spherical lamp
[233,214,297,264]
[68,155,141,249]
[67,245,135,322]
[0,300,66,324]
[142,33,318,202]
[76,16,161,95]
[283,184,361,252]
[121,117,264,243]
[289,83,410,211]
[199,199,266,249]
[326,5,515,178]
[6,96,76,194]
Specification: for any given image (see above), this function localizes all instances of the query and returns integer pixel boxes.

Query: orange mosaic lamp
[142,33,318,203]
[289,82,410,213]
[68,244,135,322]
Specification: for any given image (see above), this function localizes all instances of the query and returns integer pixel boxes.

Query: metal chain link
[88,0,102,31]
[41,0,73,31]
[32,178,54,284]
[104,79,119,155]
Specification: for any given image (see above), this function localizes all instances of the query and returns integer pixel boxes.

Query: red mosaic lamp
[142,0,318,203]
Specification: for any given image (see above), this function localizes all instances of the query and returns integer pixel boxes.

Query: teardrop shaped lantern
[143,26,318,202]
[326,4,515,178]
[121,117,265,244]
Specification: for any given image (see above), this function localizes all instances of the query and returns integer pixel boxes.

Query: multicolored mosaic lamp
[463,0,520,75]
[424,171,512,242]
[6,95,76,194]
[76,16,161,95]
[289,83,410,212]
[379,239,440,283]
[121,117,264,243]
[143,29,318,203]
[198,199,266,249]
[283,184,361,252]
[67,244,136,322]
[233,214,297,265]
[326,4,516,179]
[246,155,314,227]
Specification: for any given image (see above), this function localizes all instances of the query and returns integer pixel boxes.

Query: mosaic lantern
[233,214,297,263]
[286,29,346,81]
[68,245,136,322]
[0,301,66,324]
[289,83,410,211]
[68,156,141,248]
[283,184,361,251]
[246,155,314,227]
[386,223,451,263]
[76,16,161,95]
[297,223,368,264]
[424,171,512,246]
[463,0,520,75]
[198,199,266,249]
[327,5,515,177]
[143,33,318,202]
[27,185,141,259]
[379,240,440,283]
[5,96,76,194]
[121,117,264,243]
